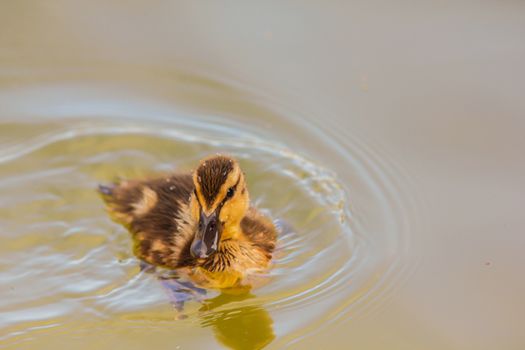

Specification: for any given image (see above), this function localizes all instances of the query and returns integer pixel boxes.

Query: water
[1,2,525,349]
[0,75,414,349]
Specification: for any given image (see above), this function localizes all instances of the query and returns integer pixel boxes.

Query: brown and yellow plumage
[99,155,277,290]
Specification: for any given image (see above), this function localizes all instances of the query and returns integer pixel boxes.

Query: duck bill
[190,211,221,258]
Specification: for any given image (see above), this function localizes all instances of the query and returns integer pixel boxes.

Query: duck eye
[226,187,235,199]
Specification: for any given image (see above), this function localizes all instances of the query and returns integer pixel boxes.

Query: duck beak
[191,211,221,258]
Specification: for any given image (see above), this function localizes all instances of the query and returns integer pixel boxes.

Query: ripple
[0,76,416,348]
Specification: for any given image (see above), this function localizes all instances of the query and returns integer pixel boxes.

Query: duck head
[189,155,250,259]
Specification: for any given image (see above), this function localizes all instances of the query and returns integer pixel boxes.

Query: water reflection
[200,293,275,350]
[158,275,274,349]
[157,273,274,349]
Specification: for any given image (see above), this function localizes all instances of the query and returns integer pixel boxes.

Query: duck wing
[240,208,277,259]
[99,174,196,268]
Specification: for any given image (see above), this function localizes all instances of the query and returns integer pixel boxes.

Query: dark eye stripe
[223,176,241,203]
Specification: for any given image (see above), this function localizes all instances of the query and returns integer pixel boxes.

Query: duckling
[99,155,277,290]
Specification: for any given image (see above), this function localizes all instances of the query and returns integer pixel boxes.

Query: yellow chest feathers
[188,239,271,289]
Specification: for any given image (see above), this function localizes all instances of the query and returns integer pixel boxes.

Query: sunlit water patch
[0,73,415,349]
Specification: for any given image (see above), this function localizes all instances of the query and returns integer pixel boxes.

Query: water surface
[0,74,413,349]
[1,1,524,349]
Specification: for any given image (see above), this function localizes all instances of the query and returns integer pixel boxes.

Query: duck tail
[97,182,134,227]
[98,184,115,197]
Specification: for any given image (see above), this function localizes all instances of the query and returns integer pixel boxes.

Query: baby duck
[99,155,277,290]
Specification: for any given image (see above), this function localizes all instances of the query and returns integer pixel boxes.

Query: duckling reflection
[199,293,275,350]
[157,274,274,349]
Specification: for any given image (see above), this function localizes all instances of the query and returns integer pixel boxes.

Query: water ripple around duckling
[0,74,416,349]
